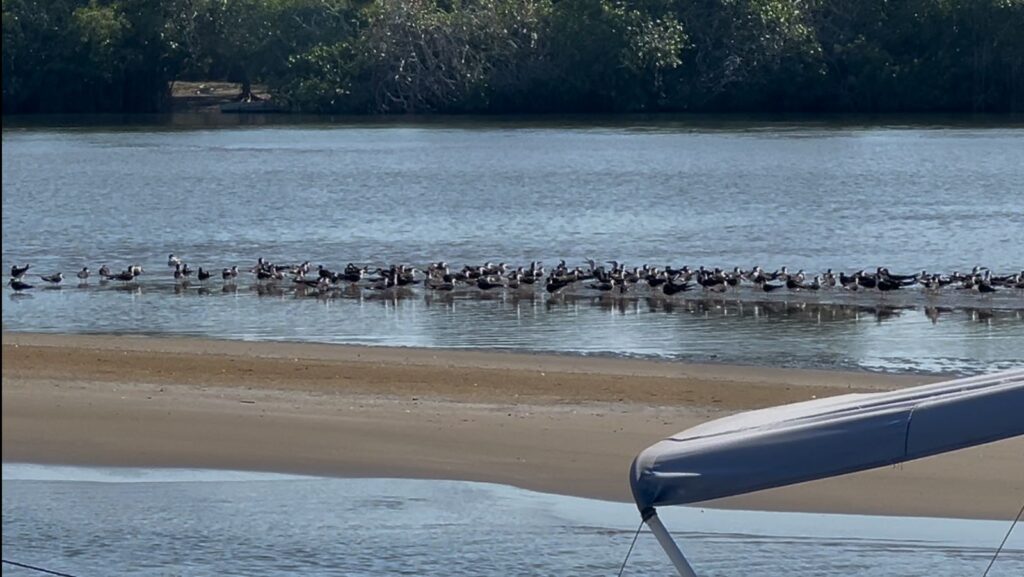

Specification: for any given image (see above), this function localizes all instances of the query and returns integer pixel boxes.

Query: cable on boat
[615,518,646,577]
[981,499,1024,577]
[2,559,81,577]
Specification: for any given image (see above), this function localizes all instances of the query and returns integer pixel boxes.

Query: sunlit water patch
[3,280,1022,374]
[4,122,1023,373]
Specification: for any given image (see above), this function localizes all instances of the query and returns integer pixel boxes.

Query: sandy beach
[3,332,1021,520]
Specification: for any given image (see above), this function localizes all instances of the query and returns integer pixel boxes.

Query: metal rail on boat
[629,369,1024,576]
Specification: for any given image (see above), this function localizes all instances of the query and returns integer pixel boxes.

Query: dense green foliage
[4,0,1023,114]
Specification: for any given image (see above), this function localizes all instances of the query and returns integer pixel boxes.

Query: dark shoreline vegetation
[3,0,1024,115]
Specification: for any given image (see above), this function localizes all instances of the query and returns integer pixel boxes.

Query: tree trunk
[240,75,253,101]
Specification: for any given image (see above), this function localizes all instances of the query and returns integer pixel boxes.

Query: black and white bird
[77,267,90,281]
[876,277,902,293]
[256,268,280,281]
[197,267,212,281]
[976,281,997,294]
[40,272,64,285]
[11,264,30,278]
[222,266,238,281]
[476,276,504,290]
[110,269,137,282]
[8,278,33,291]
[168,254,182,267]
[545,276,573,293]
[426,277,455,291]
[662,279,692,295]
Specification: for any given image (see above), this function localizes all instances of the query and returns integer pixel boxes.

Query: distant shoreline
[4,332,1022,520]
[5,109,1024,126]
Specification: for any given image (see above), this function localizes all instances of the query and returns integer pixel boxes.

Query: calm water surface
[3,465,1023,577]
[3,119,1022,373]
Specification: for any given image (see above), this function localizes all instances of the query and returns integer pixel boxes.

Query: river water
[3,120,1024,577]
[3,465,1022,577]
[3,118,1022,373]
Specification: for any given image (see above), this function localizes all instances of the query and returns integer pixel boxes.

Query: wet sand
[3,332,1022,519]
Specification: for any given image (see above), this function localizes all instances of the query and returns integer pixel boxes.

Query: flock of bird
[6,255,1023,299]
